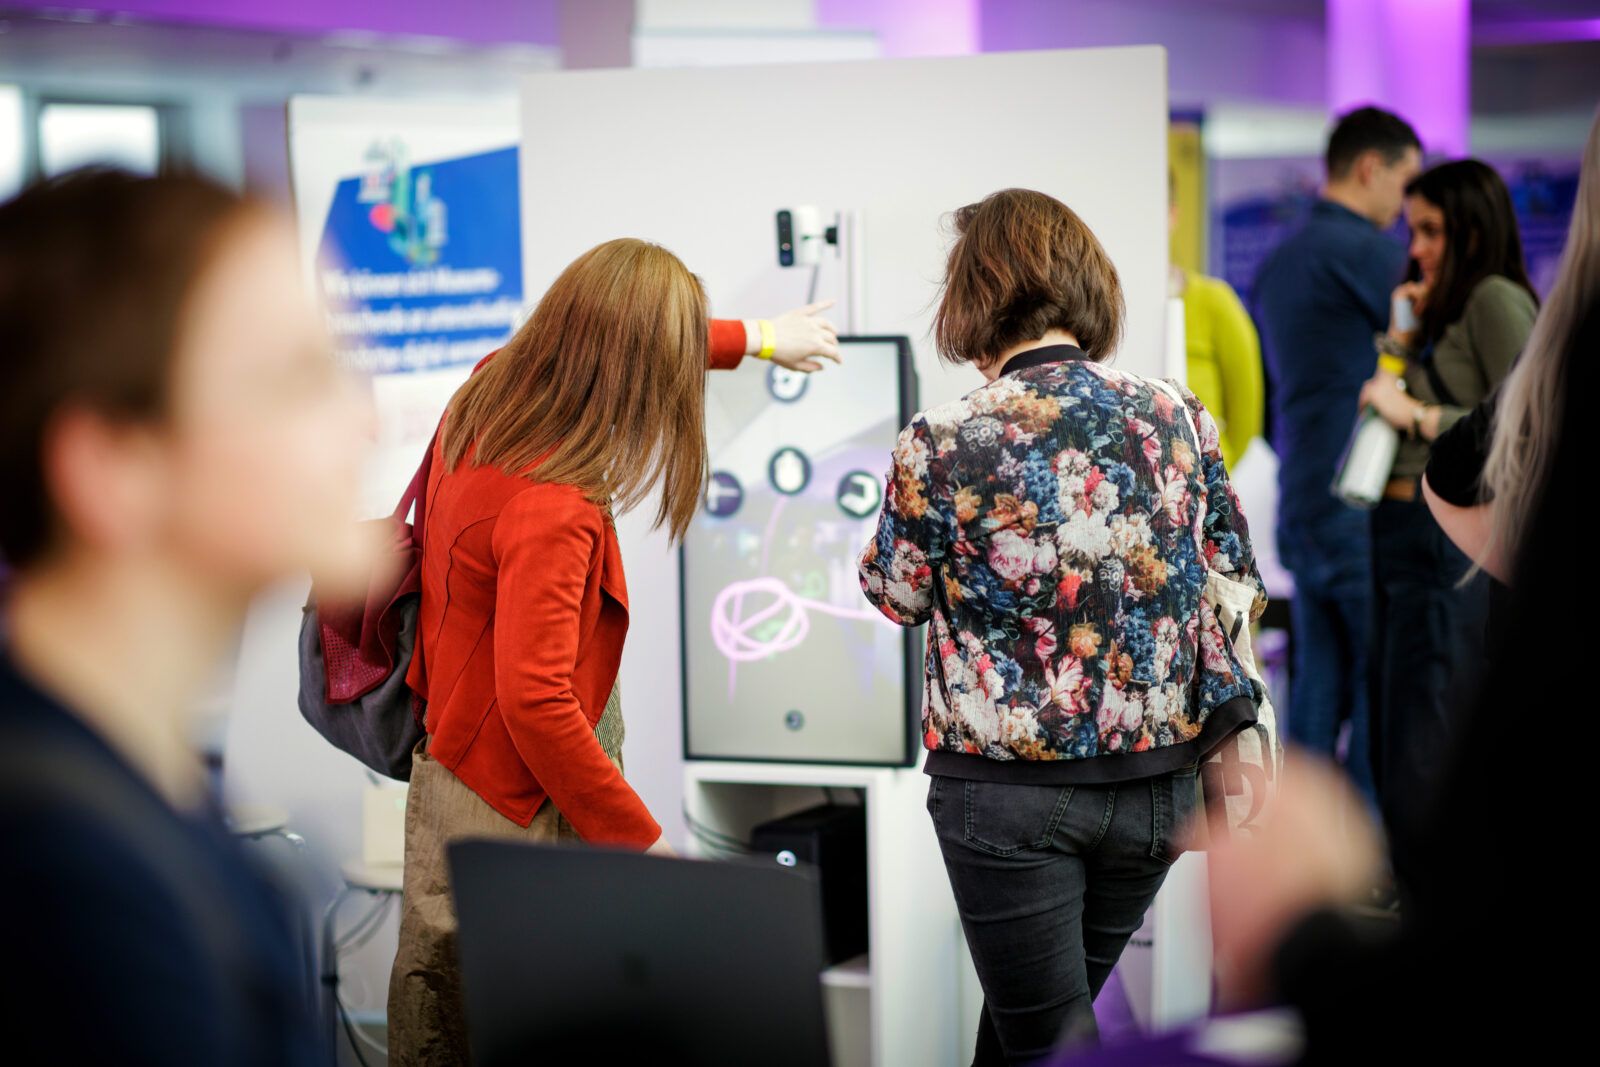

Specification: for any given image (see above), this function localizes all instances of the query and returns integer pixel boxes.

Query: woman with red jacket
[387,241,837,1064]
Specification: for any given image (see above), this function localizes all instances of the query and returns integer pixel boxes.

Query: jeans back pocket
[961,779,1073,857]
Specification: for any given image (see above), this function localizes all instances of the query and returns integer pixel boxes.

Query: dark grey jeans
[927,768,1199,1066]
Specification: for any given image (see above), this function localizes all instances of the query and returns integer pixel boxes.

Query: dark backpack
[297,430,436,780]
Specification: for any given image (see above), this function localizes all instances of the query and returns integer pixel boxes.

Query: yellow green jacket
[1182,272,1264,470]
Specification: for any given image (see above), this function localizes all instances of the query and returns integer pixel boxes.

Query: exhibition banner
[286,95,521,513]
[313,141,522,377]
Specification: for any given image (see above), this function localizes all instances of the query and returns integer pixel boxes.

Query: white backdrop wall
[519,46,1170,848]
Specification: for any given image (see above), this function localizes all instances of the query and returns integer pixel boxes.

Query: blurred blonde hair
[1482,109,1600,572]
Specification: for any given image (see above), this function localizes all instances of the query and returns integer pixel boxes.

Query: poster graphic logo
[358,140,449,268]
[315,144,523,376]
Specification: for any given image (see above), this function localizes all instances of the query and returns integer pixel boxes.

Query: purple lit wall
[815,0,979,58]
[978,0,1326,107]
[2,1,560,47]
[1328,0,1469,155]
[1475,18,1600,47]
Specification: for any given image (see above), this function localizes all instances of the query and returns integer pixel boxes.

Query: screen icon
[767,365,809,403]
[768,447,812,496]
[836,471,882,519]
[705,471,744,517]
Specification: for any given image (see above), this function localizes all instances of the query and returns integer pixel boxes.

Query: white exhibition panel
[521,48,1173,1063]
[518,41,1170,862]
[221,49,1172,1052]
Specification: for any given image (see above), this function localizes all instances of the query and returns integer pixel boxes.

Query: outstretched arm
[708,301,841,372]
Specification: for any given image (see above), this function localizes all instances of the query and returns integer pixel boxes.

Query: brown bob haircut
[0,168,256,569]
[442,238,710,541]
[934,188,1125,366]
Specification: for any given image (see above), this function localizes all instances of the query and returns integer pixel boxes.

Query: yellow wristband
[757,319,776,360]
[1377,354,1406,376]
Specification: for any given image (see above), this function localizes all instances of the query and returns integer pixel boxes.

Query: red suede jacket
[403,319,747,847]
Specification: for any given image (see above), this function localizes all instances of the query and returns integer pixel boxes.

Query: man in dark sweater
[1252,107,1421,801]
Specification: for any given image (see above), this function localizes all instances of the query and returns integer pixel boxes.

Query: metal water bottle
[1333,406,1400,509]
[1333,347,1409,509]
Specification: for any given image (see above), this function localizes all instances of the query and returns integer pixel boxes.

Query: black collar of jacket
[999,344,1087,377]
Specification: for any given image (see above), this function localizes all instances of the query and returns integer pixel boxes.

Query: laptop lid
[449,839,833,1067]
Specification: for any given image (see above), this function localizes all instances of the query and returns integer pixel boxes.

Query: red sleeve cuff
[709,319,747,371]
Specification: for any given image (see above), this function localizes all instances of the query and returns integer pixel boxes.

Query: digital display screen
[682,338,917,765]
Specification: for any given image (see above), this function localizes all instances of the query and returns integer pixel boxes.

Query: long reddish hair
[442,238,709,540]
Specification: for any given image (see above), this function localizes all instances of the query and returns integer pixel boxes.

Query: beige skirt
[386,682,625,1066]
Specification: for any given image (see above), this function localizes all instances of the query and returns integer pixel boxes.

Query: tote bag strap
[391,422,442,553]
[1147,376,1202,446]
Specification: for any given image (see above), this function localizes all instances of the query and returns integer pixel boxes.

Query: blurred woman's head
[0,169,371,601]
[1404,159,1534,342]
[934,188,1125,372]
[1484,109,1600,570]
[440,237,709,541]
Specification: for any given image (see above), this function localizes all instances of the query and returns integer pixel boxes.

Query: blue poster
[314,142,522,375]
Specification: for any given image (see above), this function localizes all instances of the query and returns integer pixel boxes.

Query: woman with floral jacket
[860,189,1266,1065]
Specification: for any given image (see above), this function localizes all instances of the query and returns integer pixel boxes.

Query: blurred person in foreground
[1054,107,1600,1067]
[1424,109,1600,583]
[1208,278,1591,1067]
[0,169,375,1064]
[1252,107,1422,801]
[1054,358,1588,1061]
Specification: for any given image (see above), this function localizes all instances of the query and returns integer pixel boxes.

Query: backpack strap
[394,424,441,551]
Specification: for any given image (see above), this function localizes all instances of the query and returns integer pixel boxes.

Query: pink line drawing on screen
[714,495,890,699]
[723,494,788,697]
[710,577,887,663]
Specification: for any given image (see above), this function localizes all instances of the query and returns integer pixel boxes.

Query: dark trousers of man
[927,769,1197,1066]
[1279,521,1377,805]
[1369,495,1490,898]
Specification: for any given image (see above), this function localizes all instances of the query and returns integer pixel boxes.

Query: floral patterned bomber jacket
[858,346,1268,784]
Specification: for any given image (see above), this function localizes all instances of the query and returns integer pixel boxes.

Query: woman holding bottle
[1354,159,1536,896]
